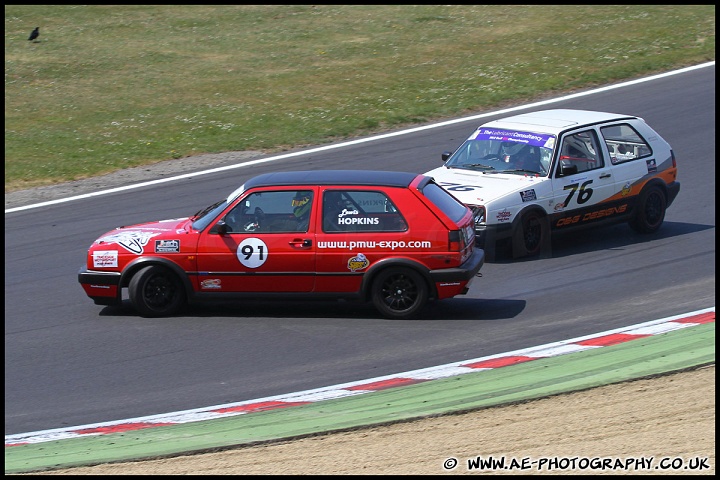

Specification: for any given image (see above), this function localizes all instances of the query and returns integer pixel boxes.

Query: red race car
[79,170,484,319]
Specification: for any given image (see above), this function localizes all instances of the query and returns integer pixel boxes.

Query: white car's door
[549,129,617,230]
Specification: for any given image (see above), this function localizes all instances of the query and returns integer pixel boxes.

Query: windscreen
[445,128,556,175]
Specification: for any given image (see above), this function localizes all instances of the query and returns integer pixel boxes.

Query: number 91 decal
[237,238,268,268]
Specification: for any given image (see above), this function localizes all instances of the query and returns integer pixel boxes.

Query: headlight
[468,205,485,227]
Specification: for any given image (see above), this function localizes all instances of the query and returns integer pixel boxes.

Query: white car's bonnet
[425,166,545,206]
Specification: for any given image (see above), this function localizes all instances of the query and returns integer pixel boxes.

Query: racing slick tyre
[512,210,548,258]
[371,267,428,320]
[629,185,667,234]
[129,265,186,317]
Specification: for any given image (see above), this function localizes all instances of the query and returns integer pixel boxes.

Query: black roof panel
[245,170,420,189]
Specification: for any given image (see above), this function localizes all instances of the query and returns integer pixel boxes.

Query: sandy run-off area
[31,365,714,475]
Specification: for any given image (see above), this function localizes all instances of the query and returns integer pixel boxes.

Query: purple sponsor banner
[472,128,554,147]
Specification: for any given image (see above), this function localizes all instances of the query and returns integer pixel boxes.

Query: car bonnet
[91,217,192,254]
[425,166,546,206]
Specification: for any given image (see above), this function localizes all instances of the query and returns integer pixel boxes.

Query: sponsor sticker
[338,208,359,218]
[646,158,657,173]
[338,217,380,226]
[93,250,118,268]
[519,189,537,202]
[200,279,222,289]
[496,210,512,222]
[318,240,432,250]
[347,253,370,272]
[155,239,180,253]
[621,182,632,196]
[473,129,555,148]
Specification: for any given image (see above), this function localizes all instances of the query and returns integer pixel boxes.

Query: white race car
[425,109,680,260]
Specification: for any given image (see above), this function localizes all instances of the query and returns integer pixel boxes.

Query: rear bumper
[78,267,122,305]
[429,248,484,298]
[429,248,484,284]
[666,181,680,208]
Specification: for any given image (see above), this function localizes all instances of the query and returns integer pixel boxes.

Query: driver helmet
[292,192,312,219]
[499,140,522,162]
[500,141,517,153]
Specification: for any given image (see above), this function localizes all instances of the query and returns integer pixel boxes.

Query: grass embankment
[4,5,715,192]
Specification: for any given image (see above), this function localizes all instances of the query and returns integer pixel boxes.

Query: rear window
[421,181,469,222]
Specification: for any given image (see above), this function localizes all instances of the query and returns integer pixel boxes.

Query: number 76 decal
[437,182,480,192]
[563,180,594,205]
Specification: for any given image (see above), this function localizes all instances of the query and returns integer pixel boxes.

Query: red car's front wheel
[129,265,186,317]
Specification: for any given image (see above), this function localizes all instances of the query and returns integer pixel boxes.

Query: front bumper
[475,222,513,249]
[78,267,122,306]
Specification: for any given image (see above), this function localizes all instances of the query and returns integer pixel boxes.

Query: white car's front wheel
[512,210,548,258]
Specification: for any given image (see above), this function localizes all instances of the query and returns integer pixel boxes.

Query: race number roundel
[236,237,269,268]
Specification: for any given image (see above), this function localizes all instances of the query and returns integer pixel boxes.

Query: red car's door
[196,189,317,293]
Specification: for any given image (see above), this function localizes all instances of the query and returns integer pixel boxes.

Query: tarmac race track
[4,63,716,449]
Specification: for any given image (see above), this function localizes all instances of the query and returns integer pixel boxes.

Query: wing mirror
[213,220,229,235]
[558,161,578,177]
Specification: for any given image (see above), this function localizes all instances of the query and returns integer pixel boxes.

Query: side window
[322,190,407,233]
[224,190,313,233]
[557,130,604,175]
[600,123,653,164]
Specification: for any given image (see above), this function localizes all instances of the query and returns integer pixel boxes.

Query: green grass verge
[4,322,713,473]
[4,5,715,192]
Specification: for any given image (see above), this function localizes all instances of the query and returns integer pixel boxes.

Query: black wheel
[371,267,428,319]
[630,186,666,234]
[128,265,186,317]
[512,210,547,258]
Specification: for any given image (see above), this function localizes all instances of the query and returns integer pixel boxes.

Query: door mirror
[214,220,229,235]
[558,161,578,177]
